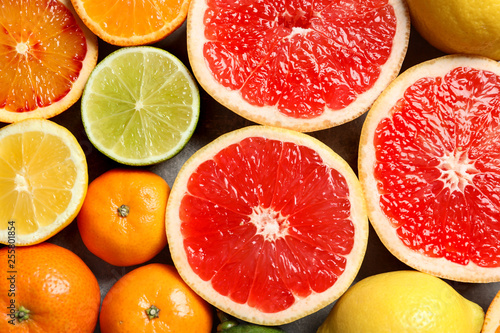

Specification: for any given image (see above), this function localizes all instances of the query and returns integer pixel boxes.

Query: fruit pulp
[180,136,355,313]
[0,0,87,112]
[202,0,397,118]
[374,66,500,266]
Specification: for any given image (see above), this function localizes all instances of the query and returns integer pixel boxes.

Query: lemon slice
[81,46,200,165]
[0,119,88,246]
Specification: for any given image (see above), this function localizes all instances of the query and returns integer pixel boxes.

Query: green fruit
[317,270,484,333]
[82,46,199,166]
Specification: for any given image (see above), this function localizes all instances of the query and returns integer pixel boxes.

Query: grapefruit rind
[0,119,88,246]
[186,0,410,132]
[0,0,98,123]
[166,125,368,325]
[359,55,500,283]
[70,0,190,46]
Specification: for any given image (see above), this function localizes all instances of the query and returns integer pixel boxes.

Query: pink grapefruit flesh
[166,126,368,325]
[187,0,410,132]
[359,55,500,282]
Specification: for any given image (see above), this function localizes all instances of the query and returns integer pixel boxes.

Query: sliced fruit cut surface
[0,119,88,246]
[81,46,200,166]
[166,125,368,325]
[0,0,98,123]
[187,0,410,132]
[71,0,190,46]
[359,55,500,282]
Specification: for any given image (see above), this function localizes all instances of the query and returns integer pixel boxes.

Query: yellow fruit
[0,119,88,245]
[317,270,484,333]
[406,0,500,60]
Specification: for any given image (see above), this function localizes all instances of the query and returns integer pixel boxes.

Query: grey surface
[3,22,500,333]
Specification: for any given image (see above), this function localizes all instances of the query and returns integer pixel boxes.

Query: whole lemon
[406,0,500,60]
[317,270,484,333]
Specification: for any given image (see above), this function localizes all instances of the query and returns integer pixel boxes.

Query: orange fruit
[0,0,98,123]
[77,168,170,266]
[358,55,500,282]
[483,288,500,333]
[0,242,101,332]
[0,119,88,246]
[70,0,190,46]
[166,125,368,325]
[187,0,410,132]
[99,263,213,333]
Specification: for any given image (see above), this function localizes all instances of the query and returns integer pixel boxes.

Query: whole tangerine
[99,263,213,333]
[77,168,170,266]
[0,242,101,332]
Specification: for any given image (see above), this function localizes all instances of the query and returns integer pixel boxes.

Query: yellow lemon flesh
[317,270,484,333]
[406,0,500,60]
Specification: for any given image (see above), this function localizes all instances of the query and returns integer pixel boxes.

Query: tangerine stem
[145,305,160,320]
[117,204,130,217]
[16,306,30,322]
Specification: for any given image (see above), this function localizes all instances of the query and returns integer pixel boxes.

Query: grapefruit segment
[187,0,410,131]
[359,55,500,282]
[167,126,368,325]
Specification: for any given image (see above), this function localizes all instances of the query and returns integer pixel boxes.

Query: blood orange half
[359,55,500,282]
[0,0,98,123]
[187,0,410,132]
[166,126,368,325]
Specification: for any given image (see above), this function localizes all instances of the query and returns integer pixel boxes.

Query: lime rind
[82,46,200,165]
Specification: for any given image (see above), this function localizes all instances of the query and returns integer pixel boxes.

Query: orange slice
[0,0,98,123]
[71,0,190,46]
[359,55,500,282]
[166,125,368,325]
[187,0,410,132]
[0,119,88,246]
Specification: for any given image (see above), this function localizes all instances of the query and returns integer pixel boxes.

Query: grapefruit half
[359,55,500,282]
[187,0,410,132]
[166,125,368,325]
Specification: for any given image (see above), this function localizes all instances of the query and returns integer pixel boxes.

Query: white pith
[250,206,290,242]
[358,55,500,283]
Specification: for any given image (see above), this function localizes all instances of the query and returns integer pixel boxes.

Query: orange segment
[0,0,98,123]
[71,0,190,46]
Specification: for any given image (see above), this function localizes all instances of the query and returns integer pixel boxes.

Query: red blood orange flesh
[166,126,368,325]
[0,0,98,123]
[187,0,410,132]
[359,55,500,282]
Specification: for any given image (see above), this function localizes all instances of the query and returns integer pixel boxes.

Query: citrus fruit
[0,118,88,246]
[358,55,500,282]
[406,0,500,61]
[71,0,190,46]
[99,263,213,333]
[482,288,500,333]
[81,46,200,166]
[166,125,368,325]
[77,168,170,266]
[186,0,410,132]
[0,0,98,123]
[317,270,484,333]
[0,242,101,332]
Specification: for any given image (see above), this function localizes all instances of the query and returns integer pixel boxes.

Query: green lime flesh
[82,46,200,166]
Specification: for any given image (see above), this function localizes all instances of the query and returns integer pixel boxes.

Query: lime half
[82,46,200,165]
